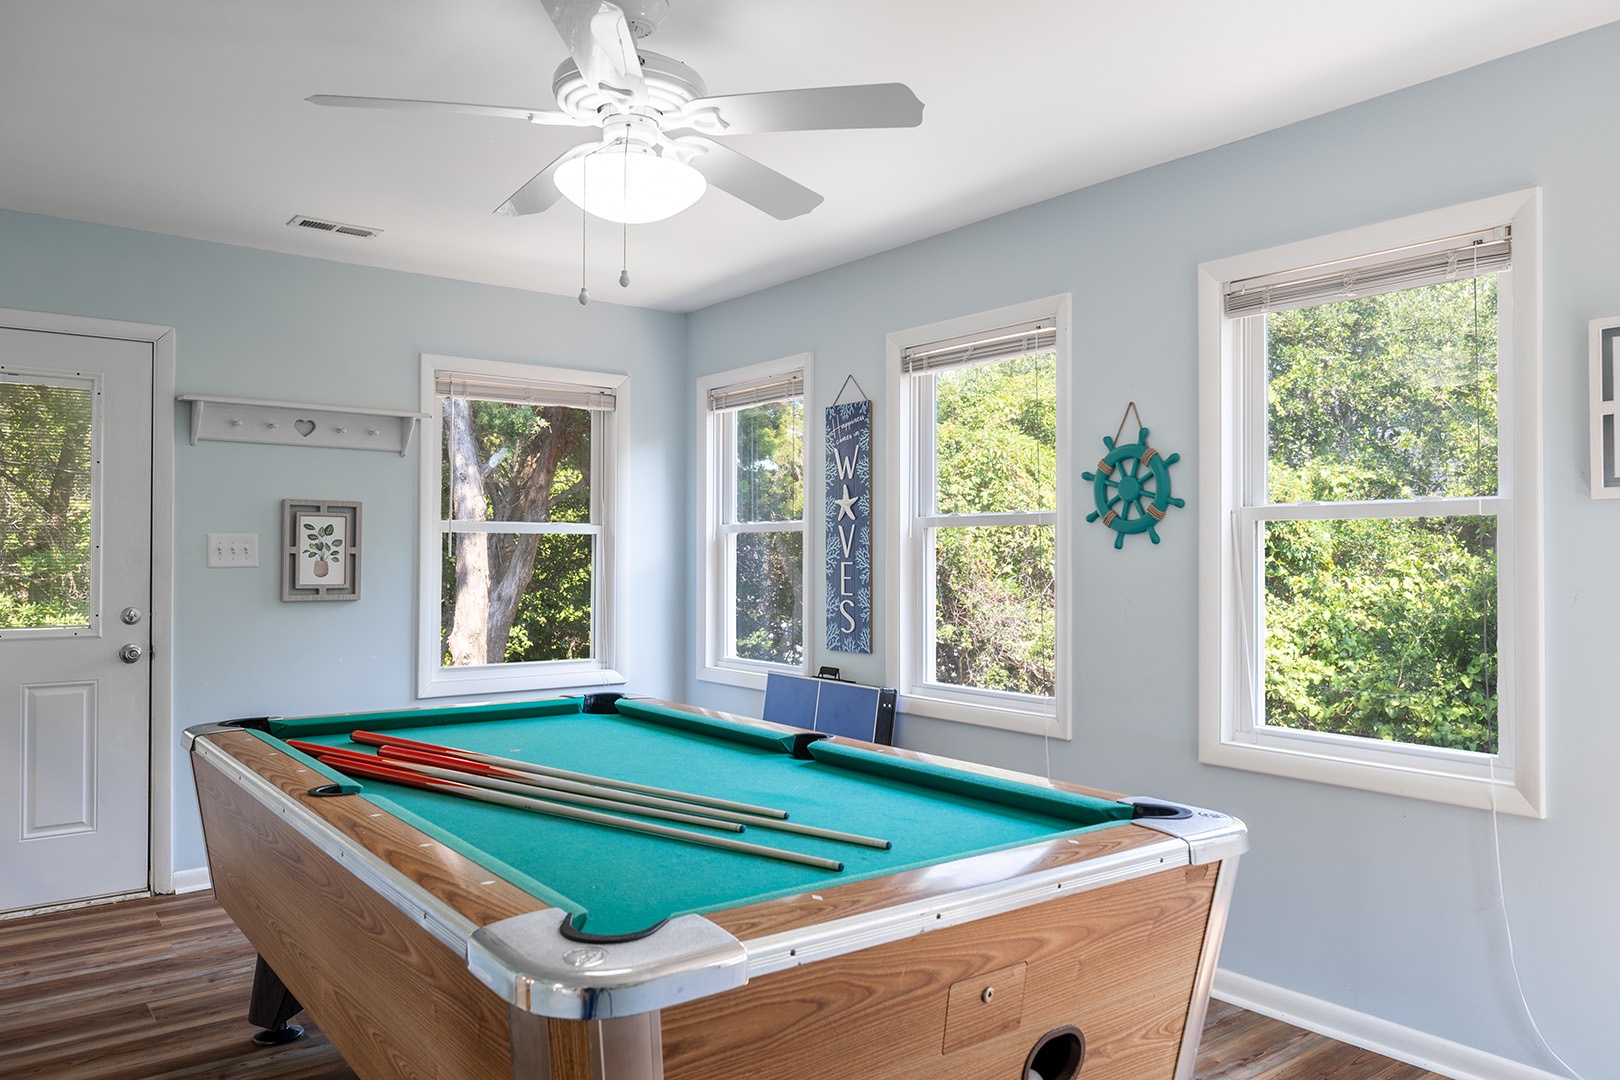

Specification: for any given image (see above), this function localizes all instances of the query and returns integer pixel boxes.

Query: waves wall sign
[826,399,872,653]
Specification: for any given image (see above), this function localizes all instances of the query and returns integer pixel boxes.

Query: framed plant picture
[282,499,361,601]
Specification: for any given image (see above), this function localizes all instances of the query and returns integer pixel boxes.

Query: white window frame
[886,296,1072,738]
[696,354,812,690]
[1197,190,1545,816]
[417,353,628,699]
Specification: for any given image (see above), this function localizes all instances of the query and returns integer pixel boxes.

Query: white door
[0,326,153,913]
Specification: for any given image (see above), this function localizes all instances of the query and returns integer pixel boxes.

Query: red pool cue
[312,752,843,872]
[287,741,745,833]
[349,729,790,820]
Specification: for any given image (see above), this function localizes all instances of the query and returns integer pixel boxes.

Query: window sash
[1231,290,1507,760]
[909,355,1058,707]
[912,370,1055,519]
[920,521,1057,702]
[439,520,602,535]
[720,519,802,535]
[719,402,804,528]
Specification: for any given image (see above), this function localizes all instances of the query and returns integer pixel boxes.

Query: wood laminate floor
[0,892,1448,1080]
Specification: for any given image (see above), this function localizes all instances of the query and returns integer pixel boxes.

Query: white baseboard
[169,866,212,894]
[1212,970,1569,1080]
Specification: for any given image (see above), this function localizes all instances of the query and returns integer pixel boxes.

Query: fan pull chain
[578,152,590,305]
[620,137,631,288]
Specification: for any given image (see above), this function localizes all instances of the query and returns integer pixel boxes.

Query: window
[0,376,93,632]
[697,357,809,688]
[888,297,1071,736]
[418,355,627,698]
[1198,191,1544,815]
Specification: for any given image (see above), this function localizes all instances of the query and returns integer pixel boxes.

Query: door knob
[118,643,144,664]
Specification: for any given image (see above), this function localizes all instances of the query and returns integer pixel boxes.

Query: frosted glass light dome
[555,146,706,224]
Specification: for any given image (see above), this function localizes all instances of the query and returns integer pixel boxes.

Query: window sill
[697,659,806,692]
[1200,733,1542,817]
[417,664,626,700]
[900,687,1067,739]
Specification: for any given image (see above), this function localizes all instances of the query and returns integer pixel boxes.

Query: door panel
[1,327,153,912]
[22,682,98,837]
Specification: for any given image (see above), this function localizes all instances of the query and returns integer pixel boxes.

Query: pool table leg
[246,955,305,1046]
[509,1007,665,1080]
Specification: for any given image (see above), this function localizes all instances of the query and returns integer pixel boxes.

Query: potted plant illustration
[303,521,344,579]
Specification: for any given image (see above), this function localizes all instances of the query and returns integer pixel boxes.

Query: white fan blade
[495,145,593,216]
[307,95,587,128]
[671,83,923,136]
[538,0,647,105]
[676,138,823,220]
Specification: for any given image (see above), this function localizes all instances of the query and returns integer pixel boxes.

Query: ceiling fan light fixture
[554,146,706,224]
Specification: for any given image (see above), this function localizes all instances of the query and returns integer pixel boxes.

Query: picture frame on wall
[282,499,362,601]
[1590,314,1620,497]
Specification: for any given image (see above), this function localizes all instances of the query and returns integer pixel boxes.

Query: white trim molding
[1213,970,1570,1080]
[0,307,177,897]
[694,353,814,690]
[169,866,213,894]
[1196,191,1545,816]
[884,295,1073,738]
[417,354,629,699]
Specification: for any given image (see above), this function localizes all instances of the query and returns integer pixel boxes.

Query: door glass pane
[1263,515,1498,753]
[931,524,1054,696]
[732,531,803,664]
[0,380,94,630]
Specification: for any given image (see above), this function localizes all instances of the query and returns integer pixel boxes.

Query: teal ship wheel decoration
[1082,404,1184,549]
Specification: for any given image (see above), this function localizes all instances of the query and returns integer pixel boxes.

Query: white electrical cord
[1487,759,1589,1080]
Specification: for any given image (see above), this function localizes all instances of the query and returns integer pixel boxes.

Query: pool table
[185,695,1245,1080]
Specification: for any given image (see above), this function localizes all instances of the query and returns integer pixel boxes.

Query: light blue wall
[685,23,1620,1077]
[0,210,688,872]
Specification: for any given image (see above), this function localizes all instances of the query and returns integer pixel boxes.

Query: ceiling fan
[309,0,925,225]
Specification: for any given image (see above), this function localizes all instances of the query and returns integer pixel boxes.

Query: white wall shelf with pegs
[178,395,428,457]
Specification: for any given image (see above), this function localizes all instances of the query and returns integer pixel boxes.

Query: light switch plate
[207,532,259,568]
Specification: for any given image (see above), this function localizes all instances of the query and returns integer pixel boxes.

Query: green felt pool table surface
[268,696,1136,939]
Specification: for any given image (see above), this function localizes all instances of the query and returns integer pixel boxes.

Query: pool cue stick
[374,744,762,827]
[287,741,746,834]
[315,753,845,873]
[349,729,790,820]
[375,743,893,851]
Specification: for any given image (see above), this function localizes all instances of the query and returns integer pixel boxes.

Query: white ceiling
[2,1,1616,313]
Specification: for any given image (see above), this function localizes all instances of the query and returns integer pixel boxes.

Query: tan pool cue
[288,741,746,834]
[375,743,891,850]
[350,728,790,819]
[315,751,845,872]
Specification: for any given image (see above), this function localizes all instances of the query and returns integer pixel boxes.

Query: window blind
[707,370,804,412]
[1224,227,1511,317]
[901,318,1057,375]
[436,372,616,411]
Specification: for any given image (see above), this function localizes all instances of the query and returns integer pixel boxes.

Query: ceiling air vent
[287,215,381,239]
